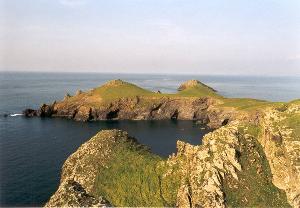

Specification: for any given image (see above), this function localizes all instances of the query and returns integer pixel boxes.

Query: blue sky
[0,0,299,75]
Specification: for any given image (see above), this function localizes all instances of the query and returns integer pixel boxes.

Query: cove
[0,116,210,206]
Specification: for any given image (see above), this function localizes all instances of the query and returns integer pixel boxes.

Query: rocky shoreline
[46,102,300,207]
[24,79,299,207]
[23,80,260,129]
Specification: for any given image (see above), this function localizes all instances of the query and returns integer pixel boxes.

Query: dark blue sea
[0,72,299,206]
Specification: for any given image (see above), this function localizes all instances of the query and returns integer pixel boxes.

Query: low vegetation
[223,124,290,207]
[279,113,300,139]
[92,80,155,100]
[45,80,299,207]
[92,135,180,207]
[64,79,293,114]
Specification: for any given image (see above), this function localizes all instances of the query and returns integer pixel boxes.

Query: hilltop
[24,79,287,129]
[25,79,300,207]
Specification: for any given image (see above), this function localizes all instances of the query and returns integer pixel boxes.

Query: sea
[0,72,299,206]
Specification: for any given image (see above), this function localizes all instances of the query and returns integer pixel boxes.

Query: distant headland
[22,79,300,207]
[23,79,296,129]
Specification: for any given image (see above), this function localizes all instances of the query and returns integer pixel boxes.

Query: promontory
[25,80,300,207]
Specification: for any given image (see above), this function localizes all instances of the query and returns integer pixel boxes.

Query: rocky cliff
[24,79,264,128]
[259,103,300,207]
[35,80,299,207]
[46,101,300,207]
[46,130,178,207]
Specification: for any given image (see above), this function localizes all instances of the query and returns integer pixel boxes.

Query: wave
[1,113,24,117]
[10,113,23,117]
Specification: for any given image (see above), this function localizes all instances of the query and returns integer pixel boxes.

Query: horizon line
[1,69,300,77]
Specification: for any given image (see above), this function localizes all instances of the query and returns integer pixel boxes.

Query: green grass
[177,84,222,98]
[86,79,223,102]
[62,80,299,116]
[279,113,300,138]
[219,98,272,110]
[238,124,262,138]
[90,125,292,207]
[92,79,222,99]
[92,138,180,207]
[92,80,155,100]
[223,124,290,207]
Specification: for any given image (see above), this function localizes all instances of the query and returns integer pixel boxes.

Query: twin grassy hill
[45,80,300,207]
[63,79,292,113]
[88,79,222,100]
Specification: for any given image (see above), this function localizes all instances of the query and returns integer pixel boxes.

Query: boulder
[40,104,54,117]
[23,108,39,117]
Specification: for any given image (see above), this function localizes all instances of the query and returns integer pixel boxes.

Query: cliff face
[259,103,300,207]
[168,124,242,208]
[46,101,300,207]
[39,80,299,207]
[46,130,179,207]
[45,130,129,207]
[24,79,262,129]
[166,122,290,207]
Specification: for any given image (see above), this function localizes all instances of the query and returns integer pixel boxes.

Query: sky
[0,0,299,75]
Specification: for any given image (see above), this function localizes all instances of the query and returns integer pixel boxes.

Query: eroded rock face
[26,96,241,128]
[47,122,295,207]
[45,180,110,207]
[165,124,242,208]
[48,128,242,207]
[23,108,39,117]
[24,80,245,128]
[46,130,135,207]
[259,105,300,207]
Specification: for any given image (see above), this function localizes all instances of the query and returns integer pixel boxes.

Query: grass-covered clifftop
[60,79,285,110]
[46,112,299,207]
[44,81,300,207]
[25,79,298,130]
[45,130,181,207]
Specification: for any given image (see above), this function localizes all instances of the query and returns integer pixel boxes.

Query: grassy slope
[65,79,295,113]
[92,80,154,99]
[177,83,222,98]
[90,123,291,207]
[92,137,180,207]
[64,80,298,206]
[223,124,290,207]
[60,79,300,118]
[90,79,222,100]
[279,100,300,138]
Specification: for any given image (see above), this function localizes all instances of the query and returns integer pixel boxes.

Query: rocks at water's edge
[23,104,54,117]
[23,79,261,129]
[23,79,299,207]
[23,108,39,117]
[46,101,300,207]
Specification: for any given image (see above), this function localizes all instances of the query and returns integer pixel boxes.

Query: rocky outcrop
[46,130,136,207]
[178,80,217,92]
[24,97,242,128]
[166,124,242,208]
[23,103,55,117]
[28,80,298,207]
[258,105,300,207]
[45,180,110,207]
[24,79,269,130]
[23,108,39,117]
[23,80,244,128]
[47,116,296,207]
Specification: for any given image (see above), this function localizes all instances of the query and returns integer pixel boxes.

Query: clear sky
[0,0,299,75]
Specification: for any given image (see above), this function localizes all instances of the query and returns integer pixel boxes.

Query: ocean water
[0,72,299,206]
